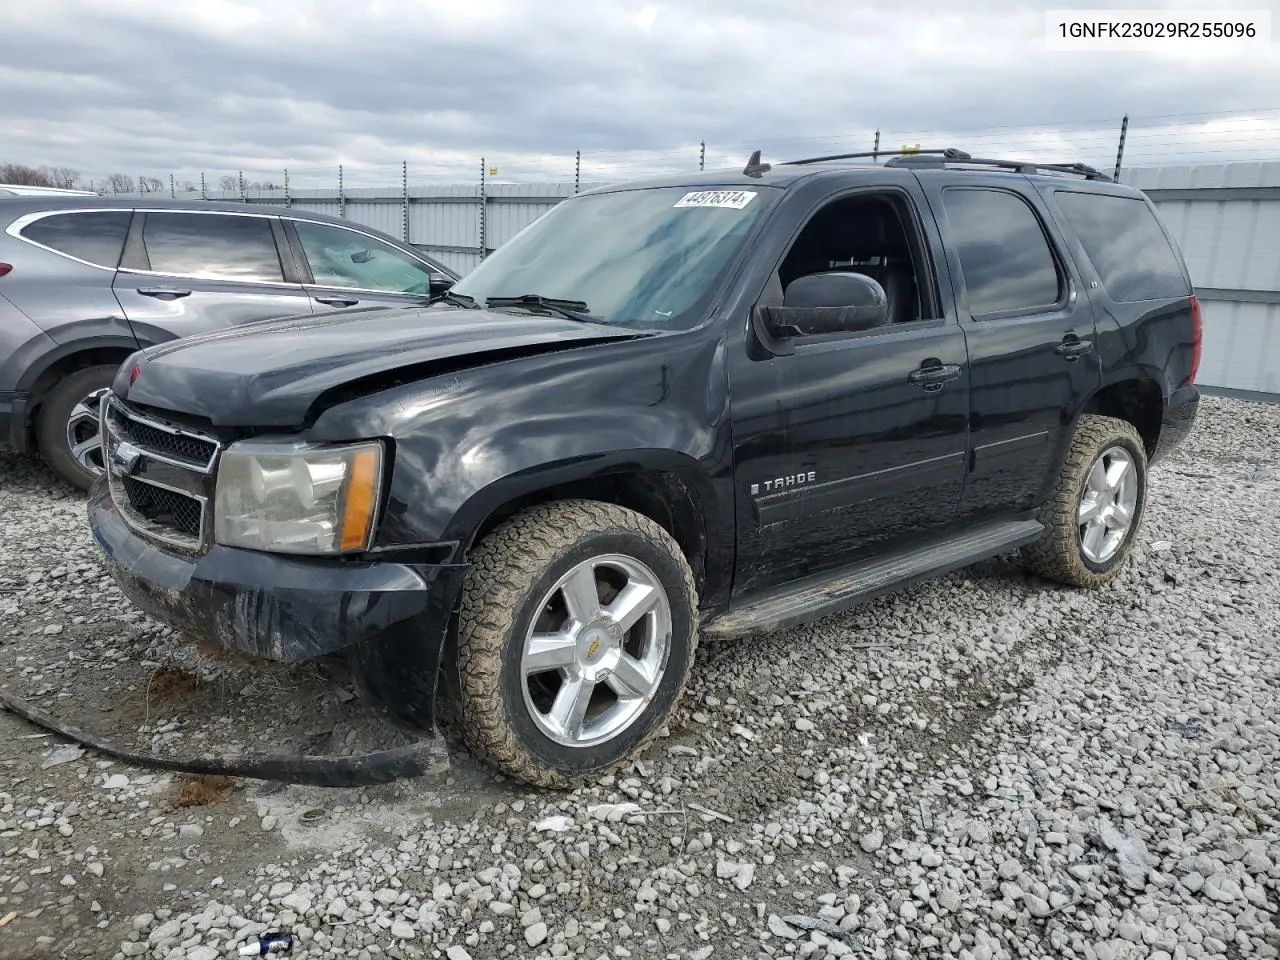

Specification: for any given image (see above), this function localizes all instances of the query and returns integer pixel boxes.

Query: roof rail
[884,153,1112,181]
[773,145,1111,182]
[782,147,971,166]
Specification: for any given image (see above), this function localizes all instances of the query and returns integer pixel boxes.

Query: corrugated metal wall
[1123,163,1280,397]
[136,163,1278,397]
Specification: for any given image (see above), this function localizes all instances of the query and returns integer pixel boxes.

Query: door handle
[908,363,961,387]
[136,287,191,299]
[1054,337,1094,361]
[316,297,359,307]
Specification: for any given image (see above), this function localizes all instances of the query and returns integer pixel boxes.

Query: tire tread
[1021,414,1147,589]
[456,499,698,788]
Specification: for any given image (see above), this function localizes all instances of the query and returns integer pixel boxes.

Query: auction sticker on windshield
[673,190,757,209]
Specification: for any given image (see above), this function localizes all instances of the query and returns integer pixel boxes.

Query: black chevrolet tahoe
[87,148,1201,787]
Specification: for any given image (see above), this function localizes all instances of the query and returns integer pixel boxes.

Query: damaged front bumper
[88,479,466,730]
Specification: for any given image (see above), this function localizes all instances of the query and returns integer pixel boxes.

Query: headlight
[213,439,384,555]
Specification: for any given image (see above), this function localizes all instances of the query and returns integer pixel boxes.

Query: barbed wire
[84,107,1280,194]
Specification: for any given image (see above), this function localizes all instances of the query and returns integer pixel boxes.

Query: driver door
[729,185,971,596]
[282,218,453,314]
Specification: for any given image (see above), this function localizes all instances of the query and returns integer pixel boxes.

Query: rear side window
[1054,192,1189,302]
[20,211,131,268]
[941,188,1063,317]
[140,213,284,282]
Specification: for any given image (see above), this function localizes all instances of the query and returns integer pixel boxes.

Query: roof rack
[885,152,1111,181]
[782,147,971,166]
[774,146,1111,182]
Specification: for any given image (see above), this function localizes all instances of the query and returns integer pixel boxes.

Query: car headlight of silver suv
[213,439,384,555]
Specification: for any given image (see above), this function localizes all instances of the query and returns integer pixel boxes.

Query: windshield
[449,185,779,330]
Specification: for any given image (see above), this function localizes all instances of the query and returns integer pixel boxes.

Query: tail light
[0,263,12,277]
[1189,294,1202,385]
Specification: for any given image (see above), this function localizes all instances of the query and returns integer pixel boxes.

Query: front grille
[104,401,219,470]
[120,476,203,537]
[102,395,221,552]
[123,418,217,467]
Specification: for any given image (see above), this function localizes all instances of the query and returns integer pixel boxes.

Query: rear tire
[1021,414,1148,589]
[456,500,698,788]
[36,365,118,492]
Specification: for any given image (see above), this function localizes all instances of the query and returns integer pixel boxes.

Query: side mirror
[428,272,454,292]
[762,271,889,339]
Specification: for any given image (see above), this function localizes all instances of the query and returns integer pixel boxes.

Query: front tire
[456,500,698,788]
[36,365,117,492]
[1021,414,1148,588]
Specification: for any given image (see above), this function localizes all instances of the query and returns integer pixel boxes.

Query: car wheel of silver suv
[36,365,116,491]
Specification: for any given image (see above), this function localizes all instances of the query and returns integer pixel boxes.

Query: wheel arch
[454,453,720,605]
[1078,376,1165,459]
[15,338,139,449]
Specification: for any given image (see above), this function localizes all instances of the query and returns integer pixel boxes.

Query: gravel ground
[1,395,1278,960]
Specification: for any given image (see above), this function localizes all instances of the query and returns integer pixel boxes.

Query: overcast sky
[3,0,1279,188]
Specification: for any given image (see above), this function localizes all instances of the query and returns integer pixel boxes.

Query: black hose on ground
[0,687,450,788]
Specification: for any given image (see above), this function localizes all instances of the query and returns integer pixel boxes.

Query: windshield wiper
[485,294,599,323]
[429,290,478,308]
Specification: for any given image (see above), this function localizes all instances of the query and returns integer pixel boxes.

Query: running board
[700,519,1044,641]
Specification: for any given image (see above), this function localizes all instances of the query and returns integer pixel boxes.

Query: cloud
[1,0,1277,188]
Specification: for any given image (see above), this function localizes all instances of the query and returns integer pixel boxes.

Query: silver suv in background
[0,198,458,489]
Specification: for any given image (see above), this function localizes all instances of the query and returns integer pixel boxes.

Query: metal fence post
[575,151,580,194]
[1114,114,1129,182]
[284,169,291,208]
[402,160,409,240]
[170,174,175,198]
[479,157,487,261]
[699,141,705,171]
[338,164,345,219]
[239,170,246,203]
[200,172,206,200]
[873,129,881,161]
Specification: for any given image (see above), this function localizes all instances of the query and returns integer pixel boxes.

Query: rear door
[113,210,315,345]
[916,172,1101,523]
[283,218,453,314]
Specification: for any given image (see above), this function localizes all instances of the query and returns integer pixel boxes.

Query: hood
[118,306,654,427]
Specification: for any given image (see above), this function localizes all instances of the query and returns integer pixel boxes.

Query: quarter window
[942,189,1062,317]
[293,221,436,293]
[1055,191,1189,302]
[141,213,285,282]
[20,211,131,268]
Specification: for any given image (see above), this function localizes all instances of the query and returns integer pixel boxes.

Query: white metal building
[1123,162,1280,399]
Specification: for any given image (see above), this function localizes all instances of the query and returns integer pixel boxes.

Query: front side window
[141,213,284,282]
[942,188,1062,317]
[448,185,780,330]
[1054,191,1189,302]
[20,211,131,268]
[293,221,437,294]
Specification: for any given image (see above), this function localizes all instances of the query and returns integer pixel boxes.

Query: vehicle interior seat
[778,201,919,325]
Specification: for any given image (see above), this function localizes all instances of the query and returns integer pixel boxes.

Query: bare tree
[218,175,238,191]
[137,176,164,194]
[0,163,54,186]
[106,173,136,194]
[44,167,81,189]
[180,181,198,192]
